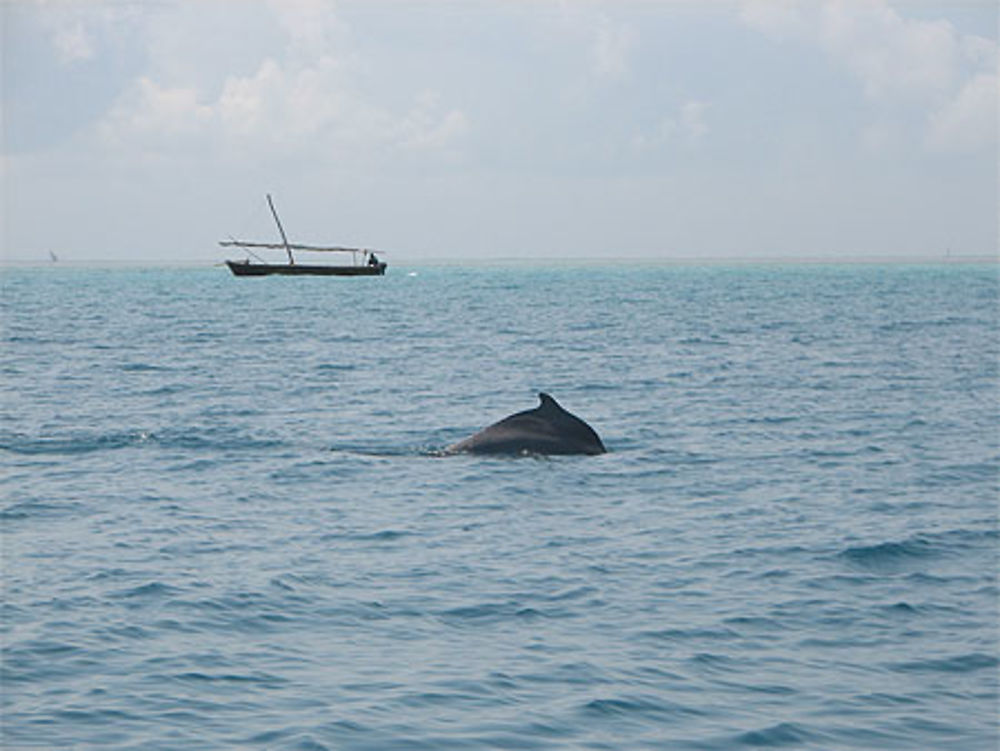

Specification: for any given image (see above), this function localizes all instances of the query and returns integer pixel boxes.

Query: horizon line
[2,253,997,271]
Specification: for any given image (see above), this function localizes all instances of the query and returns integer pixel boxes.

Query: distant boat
[221,195,387,277]
[49,251,59,263]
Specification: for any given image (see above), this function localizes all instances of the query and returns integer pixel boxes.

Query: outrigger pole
[266,193,294,265]
[228,235,268,264]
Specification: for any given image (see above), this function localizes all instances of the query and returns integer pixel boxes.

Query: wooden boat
[225,259,385,276]
[221,195,387,277]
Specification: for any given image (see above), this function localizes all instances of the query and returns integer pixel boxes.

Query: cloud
[592,14,636,79]
[678,100,709,140]
[739,0,998,151]
[33,2,142,66]
[38,2,104,65]
[546,4,636,83]
[103,77,212,139]
[633,99,711,151]
[395,92,469,151]
[51,20,95,63]
[818,0,959,102]
[266,0,342,60]
[101,58,468,161]
[927,71,999,153]
[94,2,468,162]
[739,0,807,39]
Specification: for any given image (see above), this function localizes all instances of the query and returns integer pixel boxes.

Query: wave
[0,499,85,520]
[640,626,740,643]
[582,695,704,720]
[0,430,154,455]
[168,670,288,686]
[327,443,440,458]
[119,362,172,373]
[877,316,980,333]
[0,428,285,456]
[112,582,183,600]
[439,601,554,623]
[890,652,998,674]
[318,529,411,543]
[839,538,938,572]
[838,528,997,573]
[733,721,817,747]
[314,363,357,373]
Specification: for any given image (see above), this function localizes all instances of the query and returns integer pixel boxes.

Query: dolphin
[445,393,606,456]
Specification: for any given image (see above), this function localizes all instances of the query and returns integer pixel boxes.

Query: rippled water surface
[2,264,998,750]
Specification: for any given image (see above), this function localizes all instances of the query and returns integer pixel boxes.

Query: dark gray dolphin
[445,393,606,456]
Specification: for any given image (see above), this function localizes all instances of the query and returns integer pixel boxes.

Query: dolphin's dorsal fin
[537,392,561,413]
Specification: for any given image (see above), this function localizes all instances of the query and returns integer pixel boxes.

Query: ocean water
[1,263,997,750]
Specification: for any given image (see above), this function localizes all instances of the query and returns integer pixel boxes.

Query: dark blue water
[2,264,997,750]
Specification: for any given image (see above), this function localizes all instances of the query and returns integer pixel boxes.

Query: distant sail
[49,251,59,263]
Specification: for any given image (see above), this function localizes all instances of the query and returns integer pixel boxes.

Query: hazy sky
[2,0,997,264]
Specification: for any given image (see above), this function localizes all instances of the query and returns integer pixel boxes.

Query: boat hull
[226,261,387,277]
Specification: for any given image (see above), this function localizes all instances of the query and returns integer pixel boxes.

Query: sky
[2,0,997,265]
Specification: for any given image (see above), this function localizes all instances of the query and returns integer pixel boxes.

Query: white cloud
[266,0,342,60]
[216,59,284,138]
[395,92,469,151]
[633,99,710,151]
[679,100,709,140]
[94,3,467,161]
[103,77,212,138]
[739,0,998,151]
[592,14,636,79]
[818,0,959,102]
[739,0,807,39]
[52,20,95,63]
[101,57,468,160]
[546,4,636,83]
[35,4,100,65]
[927,71,999,153]
[33,1,143,66]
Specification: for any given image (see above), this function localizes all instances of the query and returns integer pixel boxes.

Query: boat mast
[266,193,294,265]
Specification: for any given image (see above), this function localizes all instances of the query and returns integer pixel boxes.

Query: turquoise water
[2,264,998,750]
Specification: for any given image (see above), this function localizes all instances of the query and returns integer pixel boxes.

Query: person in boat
[368,252,380,267]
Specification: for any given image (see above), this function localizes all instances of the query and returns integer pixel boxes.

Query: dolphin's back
[446,393,606,456]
